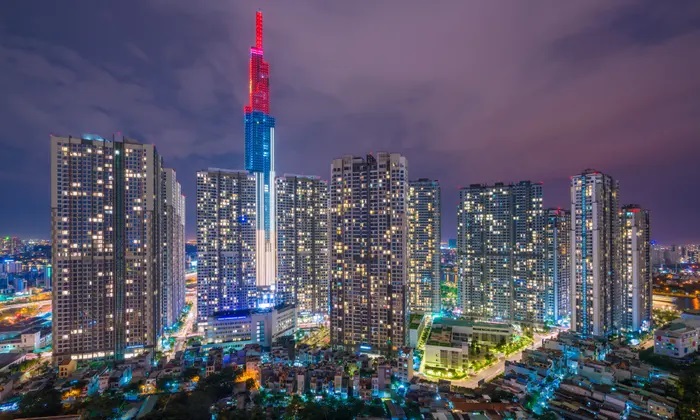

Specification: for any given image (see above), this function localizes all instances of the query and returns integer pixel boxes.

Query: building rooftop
[657,322,696,334]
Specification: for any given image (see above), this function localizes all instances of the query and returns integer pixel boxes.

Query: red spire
[255,11,263,50]
[244,11,270,114]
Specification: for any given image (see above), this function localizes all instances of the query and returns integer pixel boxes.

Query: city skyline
[1,2,700,243]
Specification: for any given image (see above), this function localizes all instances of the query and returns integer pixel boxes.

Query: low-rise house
[654,322,698,359]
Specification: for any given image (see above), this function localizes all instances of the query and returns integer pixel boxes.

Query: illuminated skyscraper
[161,169,186,332]
[407,179,441,314]
[51,134,182,364]
[571,169,620,337]
[457,182,545,323]
[276,175,329,314]
[196,169,257,326]
[620,205,651,333]
[329,153,408,352]
[243,11,277,305]
[544,208,571,324]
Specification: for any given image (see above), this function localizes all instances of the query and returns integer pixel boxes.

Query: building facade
[204,304,296,348]
[407,179,441,314]
[196,169,257,326]
[329,153,409,352]
[571,169,620,337]
[654,322,698,358]
[160,168,186,333]
[620,205,651,333]
[545,208,571,324]
[276,175,329,315]
[51,134,182,363]
[457,182,545,324]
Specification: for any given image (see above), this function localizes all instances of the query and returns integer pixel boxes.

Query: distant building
[196,169,257,327]
[329,153,408,352]
[407,179,441,314]
[544,208,571,324]
[654,322,698,358]
[457,182,545,323]
[276,175,329,315]
[571,169,620,337]
[620,205,651,333]
[51,135,182,364]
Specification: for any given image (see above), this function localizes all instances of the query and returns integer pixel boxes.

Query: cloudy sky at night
[1,1,699,243]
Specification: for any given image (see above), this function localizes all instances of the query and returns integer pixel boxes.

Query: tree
[19,389,62,418]
[81,394,123,419]
[182,366,200,382]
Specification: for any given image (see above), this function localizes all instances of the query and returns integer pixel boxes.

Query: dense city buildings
[276,175,329,315]
[457,181,545,324]
[619,204,652,333]
[160,169,186,332]
[196,169,257,326]
[0,237,22,256]
[244,12,278,306]
[570,169,620,337]
[329,153,408,352]
[50,134,183,364]
[407,179,441,314]
[544,208,571,324]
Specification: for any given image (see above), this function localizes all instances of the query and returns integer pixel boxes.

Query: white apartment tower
[329,153,408,352]
[457,182,545,323]
[196,169,257,326]
[571,169,620,337]
[51,134,183,364]
[407,179,441,314]
[620,205,651,333]
[276,175,329,315]
[544,208,571,324]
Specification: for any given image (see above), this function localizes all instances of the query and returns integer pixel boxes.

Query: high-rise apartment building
[243,12,277,305]
[457,182,544,323]
[196,169,257,326]
[329,153,408,352]
[544,208,571,324]
[407,179,441,314]
[276,175,329,315]
[620,205,651,333]
[51,134,183,364]
[571,169,620,337]
[161,169,186,332]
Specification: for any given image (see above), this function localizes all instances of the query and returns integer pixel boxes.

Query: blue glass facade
[244,111,275,173]
[245,111,275,239]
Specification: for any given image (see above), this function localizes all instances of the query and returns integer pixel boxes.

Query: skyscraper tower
[620,205,651,333]
[457,182,545,323]
[51,134,183,364]
[196,169,257,325]
[329,153,409,352]
[571,169,620,337]
[407,179,441,314]
[276,175,329,315]
[544,208,571,324]
[244,11,277,306]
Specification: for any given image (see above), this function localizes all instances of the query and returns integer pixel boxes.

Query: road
[0,299,51,312]
[170,289,197,355]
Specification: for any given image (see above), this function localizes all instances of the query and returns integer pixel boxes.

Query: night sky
[1,1,699,243]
